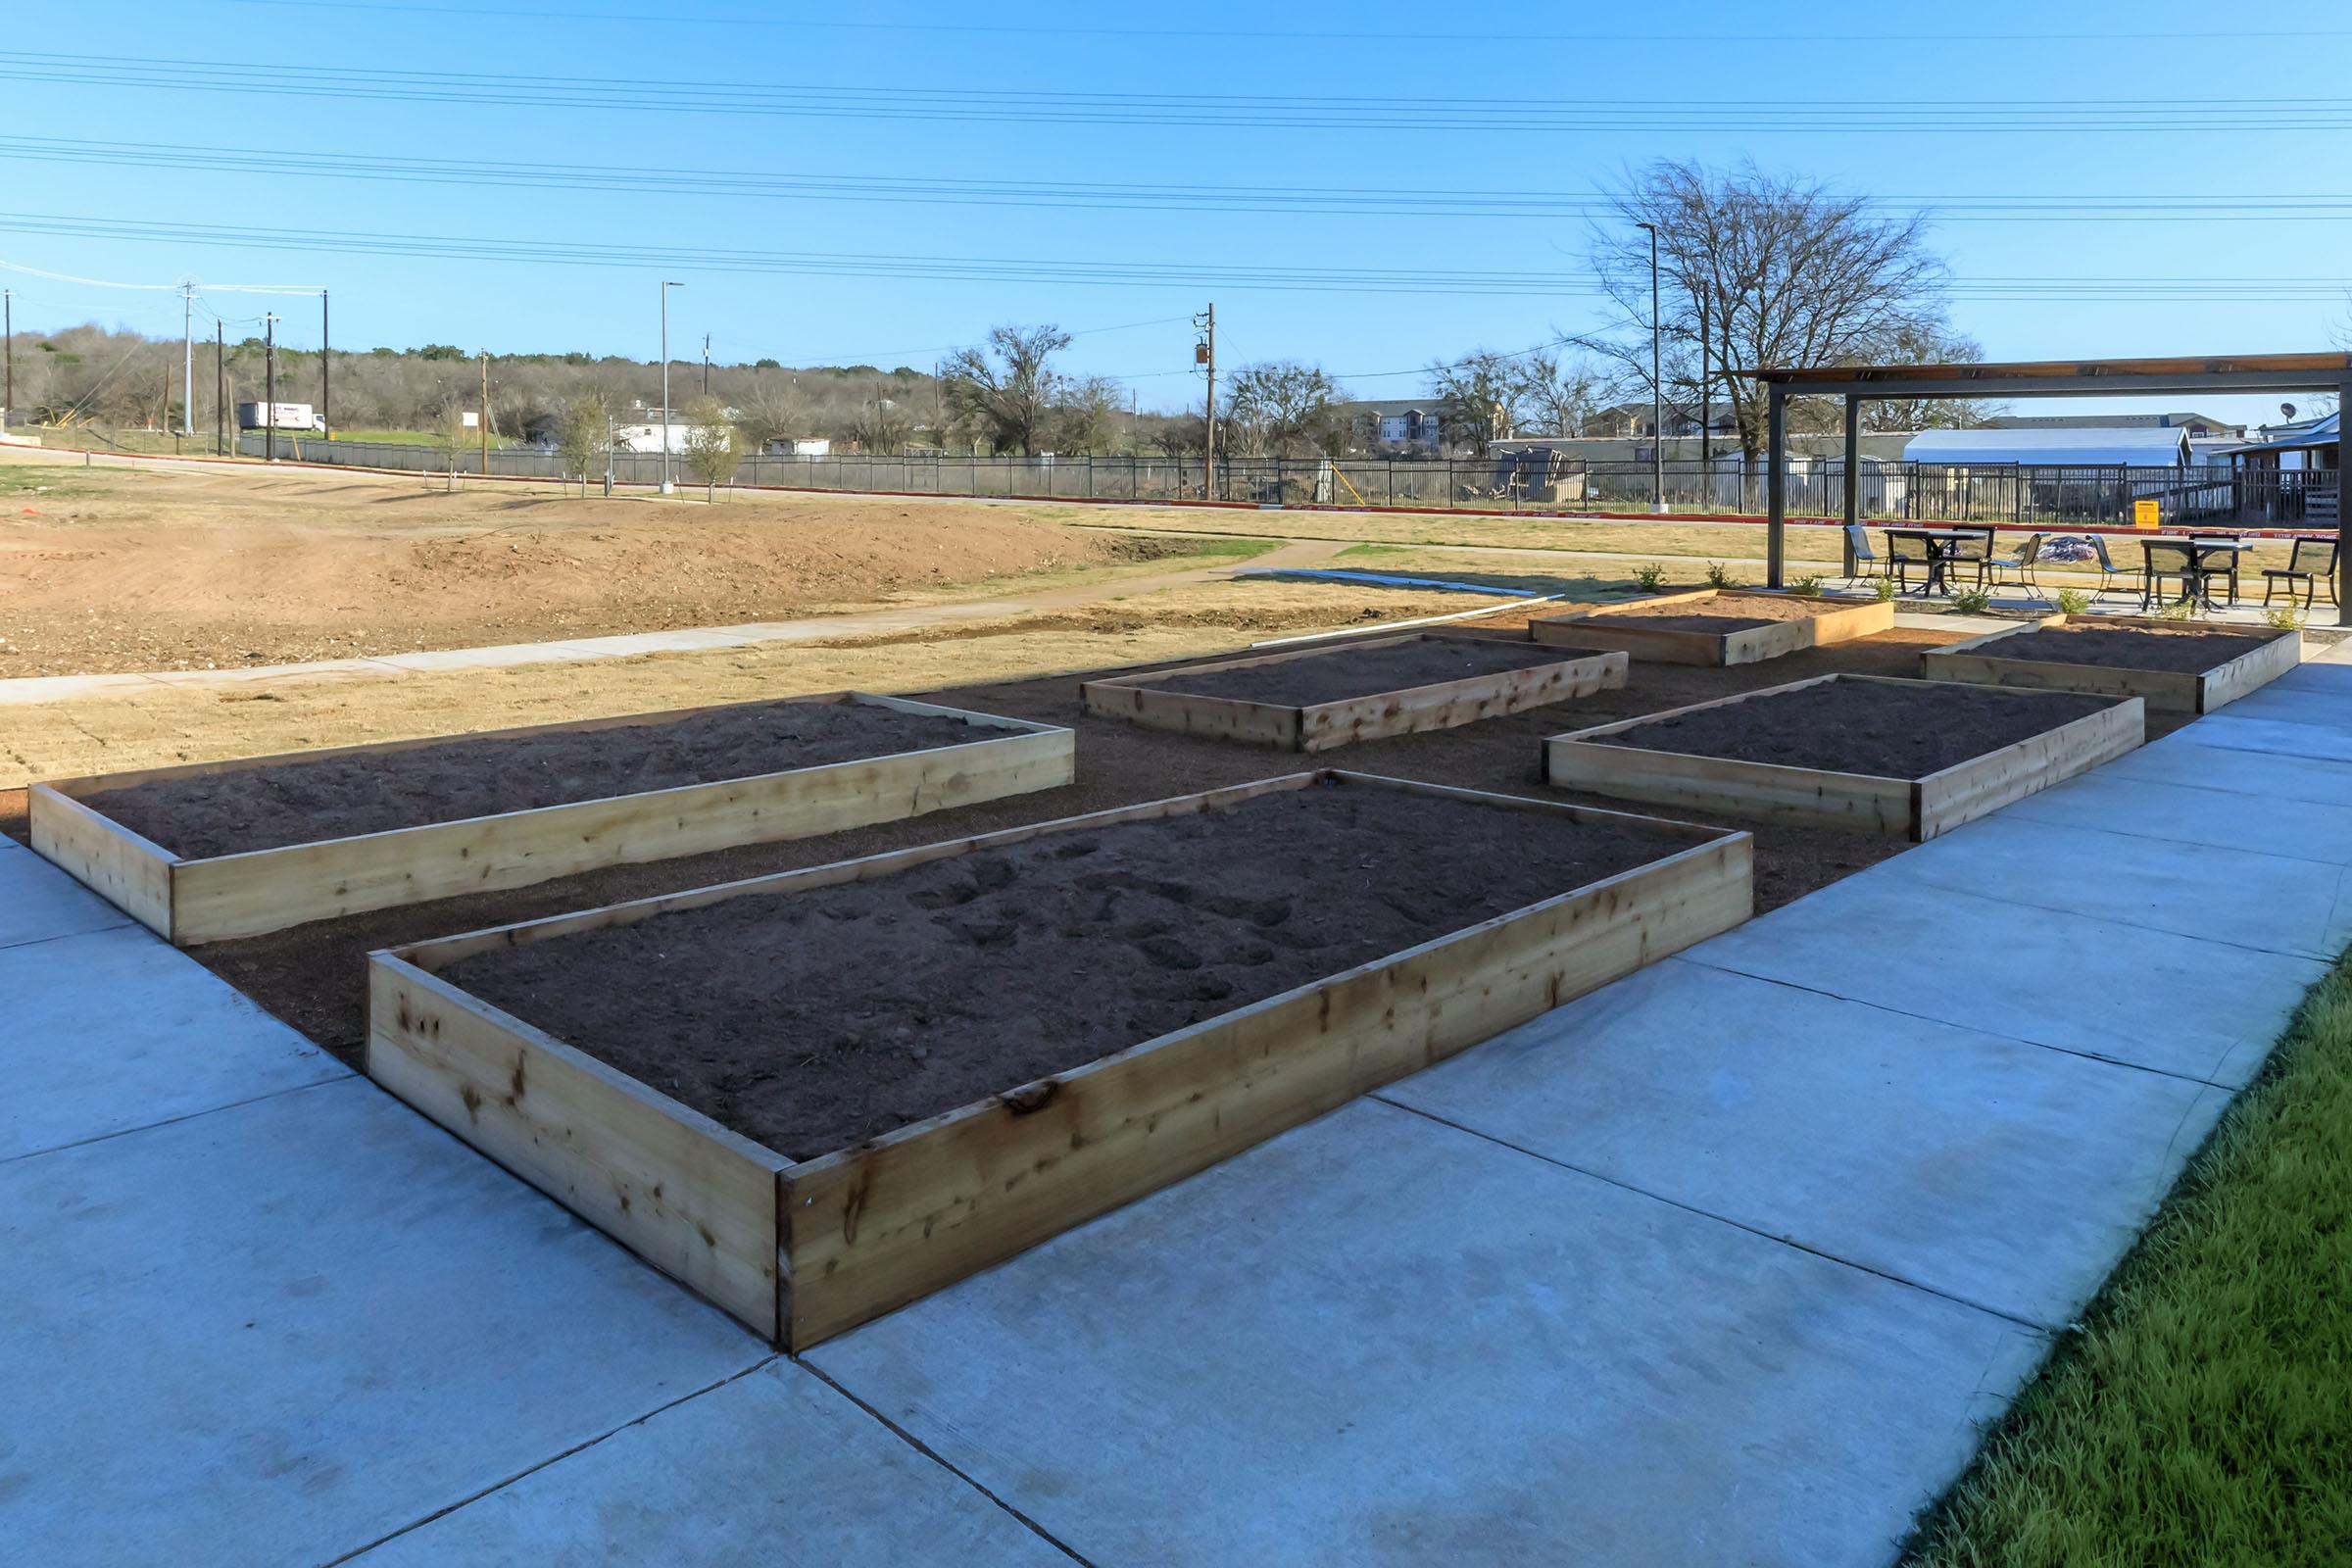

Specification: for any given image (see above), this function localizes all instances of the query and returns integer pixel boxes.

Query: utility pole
[702,332,710,398]
[1697,296,1711,469]
[478,351,490,475]
[3,288,11,426]
[1197,302,1216,500]
[320,290,331,440]
[180,282,195,436]
[660,280,682,494]
[1637,221,1664,514]
[263,314,279,463]
[215,319,225,456]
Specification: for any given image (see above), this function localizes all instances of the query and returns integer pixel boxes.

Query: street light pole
[1638,221,1664,514]
[659,281,682,494]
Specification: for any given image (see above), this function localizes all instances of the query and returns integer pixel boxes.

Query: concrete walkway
[6,666,2349,1563]
[0,540,1349,708]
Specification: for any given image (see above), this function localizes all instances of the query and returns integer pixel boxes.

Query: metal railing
[235,437,2340,528]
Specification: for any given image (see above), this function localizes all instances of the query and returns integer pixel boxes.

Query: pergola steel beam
[1742,352,2351,624]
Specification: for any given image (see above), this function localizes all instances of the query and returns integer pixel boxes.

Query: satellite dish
[2281,402,2298,420]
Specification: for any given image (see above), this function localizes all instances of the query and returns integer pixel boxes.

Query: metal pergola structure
[1740,352,2352,623]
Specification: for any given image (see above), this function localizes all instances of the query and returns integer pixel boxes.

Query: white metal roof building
[1901,425,2195,466]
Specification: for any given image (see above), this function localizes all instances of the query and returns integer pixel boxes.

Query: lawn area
[1908,952,2352,1567]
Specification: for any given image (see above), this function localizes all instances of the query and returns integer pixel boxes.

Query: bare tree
[847,395,914,454]
[1051,374,1125,455]
[434,400,472,490]
[1855,325,1996,432]
[1224,362,1347,457]
[555,390,612,495]
[1427,350,1527,456]
[736,378,808,451]
[1514,347,1603,438]
[939,324,1071,456]
[1578,160,1957,461]
[680,396,740,500]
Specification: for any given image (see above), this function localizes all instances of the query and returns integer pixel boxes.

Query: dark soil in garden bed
[1978,623,2282,674]
[438,781,1691,1159]
[52,617,2193,1073]
[1137,637,1577,708]
[81,699,990,858]
[1582,594,1848,634]
[1592,678,2118,777]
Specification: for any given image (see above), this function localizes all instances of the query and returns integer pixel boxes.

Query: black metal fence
[238,436,2339,527]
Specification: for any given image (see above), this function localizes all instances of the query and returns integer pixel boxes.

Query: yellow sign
[2132,499,2161,529]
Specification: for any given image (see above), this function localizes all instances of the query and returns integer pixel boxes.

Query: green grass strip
[1908,953,2352,1567]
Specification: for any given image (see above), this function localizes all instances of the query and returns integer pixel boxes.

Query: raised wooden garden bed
[1530,589,1895,666]
[1078,633,1627,751]
[1544,673,2141,840]
[1919,614,2301,715]
[29,693,1072,945]
[366,770,1752,1348]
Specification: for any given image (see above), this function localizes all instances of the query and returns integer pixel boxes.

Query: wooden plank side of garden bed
[1921,618,2302,716]
[1530,591,1892,668]
[24,783,177,937]
[366,956,791,1340]
[376,770,1748,1349]
[1915,695,2145,840]
[1293,648,1627,753]
[777,784,1750,1348]
[1543,673,1914,834]
[36,694,1070,945]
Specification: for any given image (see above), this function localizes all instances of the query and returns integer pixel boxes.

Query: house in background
[1984,410,2246,440]
[2216,411,2340,522]
[1901,425,2196,468]
[1337,400,1449,456]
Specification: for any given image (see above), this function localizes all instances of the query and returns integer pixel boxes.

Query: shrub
[2055,588,2091,616]
[1950,587,1992,614]
[1872,575,1897,603]
[1788,574,1825,599]
[2155,597,2200,622]
[1704,561,1739,589]
[2265,605,2306,631]
[1633,562,1668,593]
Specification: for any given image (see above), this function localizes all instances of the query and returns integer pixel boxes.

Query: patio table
[1884,527,1981,597]
[2141,535,2253,610]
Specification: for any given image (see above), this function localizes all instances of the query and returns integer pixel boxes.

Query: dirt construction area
[0,451,1258,676]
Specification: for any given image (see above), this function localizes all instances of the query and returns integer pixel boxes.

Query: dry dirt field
[0,452,1272,676]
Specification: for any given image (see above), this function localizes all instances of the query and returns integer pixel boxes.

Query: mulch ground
[0,616,2193,1072]
[1573,592,1851,634]
[1594,679,2119,777]
[1980,623,2285,674]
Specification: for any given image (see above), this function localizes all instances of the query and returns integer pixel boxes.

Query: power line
[10,134,2352,223]
[3,53,2346,133]
[201,1,2352,45]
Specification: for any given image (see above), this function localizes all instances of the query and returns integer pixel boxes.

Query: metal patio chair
[2088,534,2141,606]
[1842,523,1887,589]
[1943,526,1995,589]
[2188,532,2244,607]
[1986,532,2049,602]
[1883,527,1928,594]
[2264,538,2339,612]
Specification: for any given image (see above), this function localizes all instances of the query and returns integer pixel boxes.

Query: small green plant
[1950,587,1992,614]
[2155,597,2200,622]
[1788,574,1825,599]
[2054,588,2091,616]
[1872,574,1897,603]
[1633,562,1669,593]
[2263,604,2305,631]
[1704,561,1739,589]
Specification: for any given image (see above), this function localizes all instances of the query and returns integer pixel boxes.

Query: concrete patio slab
[1684,874,2324,1087]
[814,1100,2046,1568]
[2165,712,2352,764]
[1386,957,2227,1329]
[0,925,346,1161]
[2005,771,2352,868]
[349,1360,1067,1567]
[1871,813,2352,960]
[2212,683,2352,734]
[2104,734,2352,807]
[0,835,134,952]
[0,1078,765,1568]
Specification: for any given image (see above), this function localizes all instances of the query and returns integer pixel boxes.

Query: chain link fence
[236,435,2338,527]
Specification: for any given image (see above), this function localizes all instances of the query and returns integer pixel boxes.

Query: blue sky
[2,0,2346,419]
